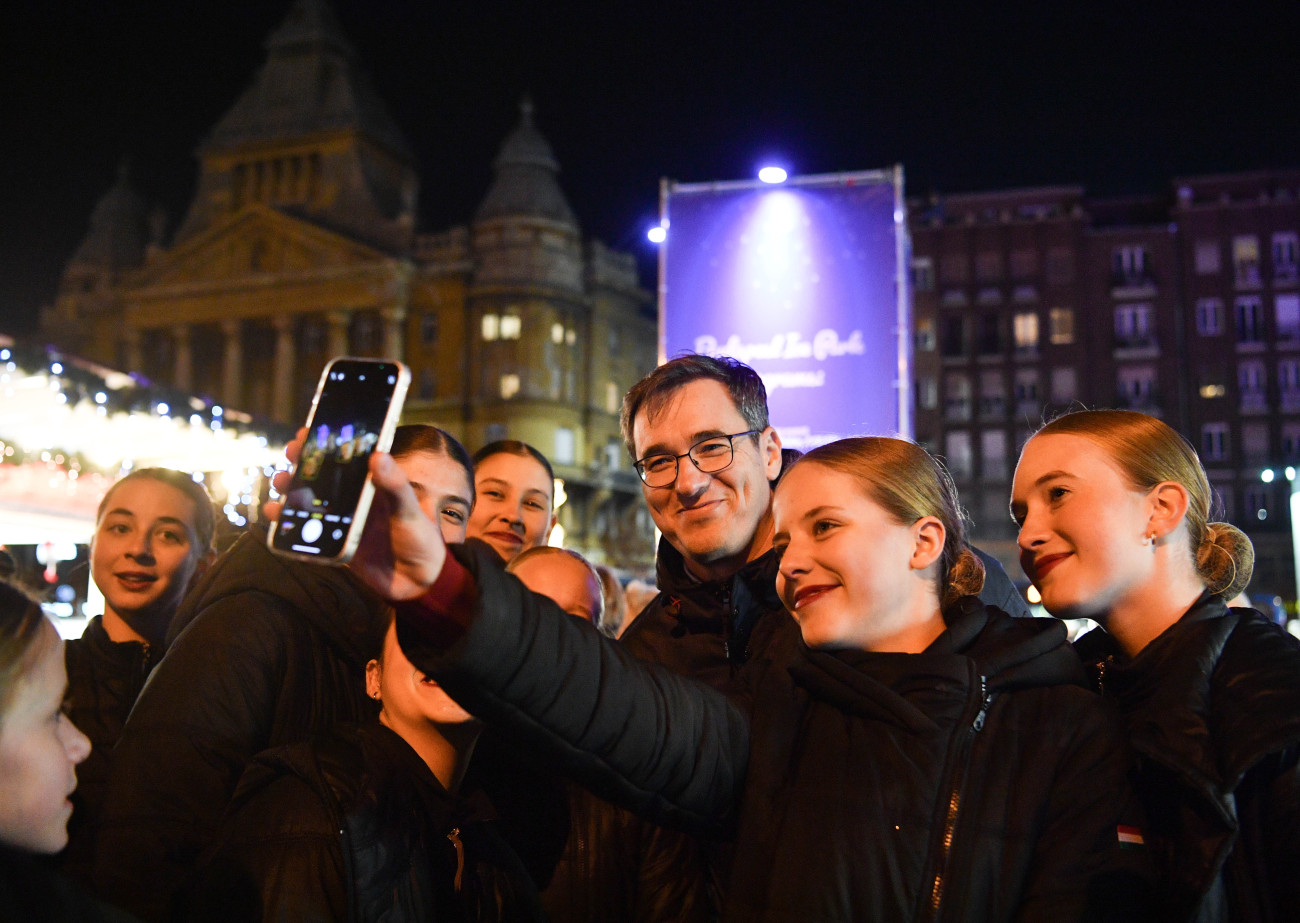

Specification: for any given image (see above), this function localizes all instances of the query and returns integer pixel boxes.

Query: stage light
[647,225,667,244]
[758,166,788,184]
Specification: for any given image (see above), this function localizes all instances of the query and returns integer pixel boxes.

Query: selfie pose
[1013,409,1300,920]
[324,435,1151,922]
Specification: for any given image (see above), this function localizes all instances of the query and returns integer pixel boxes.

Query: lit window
[605,381,619,414]
[565,327,576,346]
[1236,296,1264,342]
[1013,312,1039,350]
[482,314,500,341]
[1233,236,1261,287]
[500,315,521,340]
[915,317,936,352]
[912,257,935,292]
[1276,294,1300,341]
[917,376,938,410]
[499,374,520,399]
[1196,298,1224,336]
[1274,232,1298,282]
[1117,365,1156,409]
[1282,423,1300,460]
[1048,308,1074,345]
[551,322,564,344]
[981,430,1007,479]
[553,427,575,465]
[944,431,972,478]
[1112,245,1148,284]
[1194,240,1221,275]
[1280,359,1300,394]
[1201,422,1229,461]
[1114,304,1153,346]
[944,373,971,421]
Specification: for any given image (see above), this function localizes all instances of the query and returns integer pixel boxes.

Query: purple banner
[661,173,909,449]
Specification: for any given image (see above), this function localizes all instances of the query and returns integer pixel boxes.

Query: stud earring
[1142,531,1157,547]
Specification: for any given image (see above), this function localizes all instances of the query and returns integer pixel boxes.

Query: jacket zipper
[923,673,991,922]
[448,826,465,892]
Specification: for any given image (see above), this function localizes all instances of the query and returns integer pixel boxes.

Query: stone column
[272,315,296,423]
[381,306,407,360]
[221,319,243,409]
[172,325,192,392]
[327,310,350,358]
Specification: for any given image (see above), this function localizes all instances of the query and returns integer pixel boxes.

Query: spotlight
[758,166,788,184]
[647,225,667,244]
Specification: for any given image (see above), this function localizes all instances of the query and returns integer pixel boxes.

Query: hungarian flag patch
[1117,825,1145,849]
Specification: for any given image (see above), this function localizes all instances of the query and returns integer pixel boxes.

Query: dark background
[4,0,1298,336]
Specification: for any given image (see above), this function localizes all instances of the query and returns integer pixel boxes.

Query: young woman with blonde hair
[1013,409,1300,920]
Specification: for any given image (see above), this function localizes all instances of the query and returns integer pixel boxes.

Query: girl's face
[772,463,941,651]
[1011,433,1157,621]
[467,453,555,562]
[367,621,474,733]
[0,622,91,853]
[90,477,206,627]
[392,450,474,544]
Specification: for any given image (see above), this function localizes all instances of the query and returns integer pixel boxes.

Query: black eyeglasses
[634,430,762,487]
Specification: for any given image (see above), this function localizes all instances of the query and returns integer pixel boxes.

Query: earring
[1142,531,1157,547]
[371,691,381,701]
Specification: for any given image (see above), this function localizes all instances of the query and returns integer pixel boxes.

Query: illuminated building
[39,0,657,569]
[911,171,1300,604]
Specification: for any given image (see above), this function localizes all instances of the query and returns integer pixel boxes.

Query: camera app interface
[273,361,401,558]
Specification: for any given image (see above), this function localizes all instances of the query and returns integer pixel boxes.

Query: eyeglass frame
[633,430,764,487]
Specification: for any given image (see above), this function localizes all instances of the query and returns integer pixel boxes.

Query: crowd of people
[2,352,1299,922]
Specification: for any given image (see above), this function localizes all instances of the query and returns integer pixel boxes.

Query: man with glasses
[619,353,1028,687]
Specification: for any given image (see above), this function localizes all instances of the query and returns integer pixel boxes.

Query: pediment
[129,205,393,290]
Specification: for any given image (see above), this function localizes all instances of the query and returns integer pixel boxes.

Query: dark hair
[620,354,770,458]
[791,437,985,609]
[1033,409,1253,600]
[97,468,216,554]
[391,425,475,505]
[0,581,52,725]
[472,440,555,483]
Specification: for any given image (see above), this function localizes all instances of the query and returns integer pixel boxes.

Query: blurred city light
[758,166,788,184]
[647,224,667,244]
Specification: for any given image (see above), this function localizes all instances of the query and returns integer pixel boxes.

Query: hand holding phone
[268,357,409,564]
[268,428,448,598]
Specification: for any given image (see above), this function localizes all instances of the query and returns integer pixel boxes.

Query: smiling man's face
[631,378,782,582]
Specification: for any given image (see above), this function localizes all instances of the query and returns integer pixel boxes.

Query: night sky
[4,1,1299,337]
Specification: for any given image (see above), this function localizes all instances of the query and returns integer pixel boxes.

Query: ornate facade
[41,0,657,569]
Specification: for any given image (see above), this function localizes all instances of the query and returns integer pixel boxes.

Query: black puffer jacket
[400,544,1152,923]
[1075,595,1300,922]
[91,528,389,921]
[60,616,157,885]
[182,723,544,923]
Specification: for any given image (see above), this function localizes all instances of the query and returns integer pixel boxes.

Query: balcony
[1113,334,1160,359]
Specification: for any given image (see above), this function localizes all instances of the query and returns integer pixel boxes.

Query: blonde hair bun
[942,547,986,608]
[1196,522,1254,600]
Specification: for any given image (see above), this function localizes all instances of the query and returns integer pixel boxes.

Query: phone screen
[270,358,407,561]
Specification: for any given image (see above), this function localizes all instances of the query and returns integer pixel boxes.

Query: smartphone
[268,357,410,564]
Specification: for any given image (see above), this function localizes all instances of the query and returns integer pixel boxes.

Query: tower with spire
[38,1,656,568]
